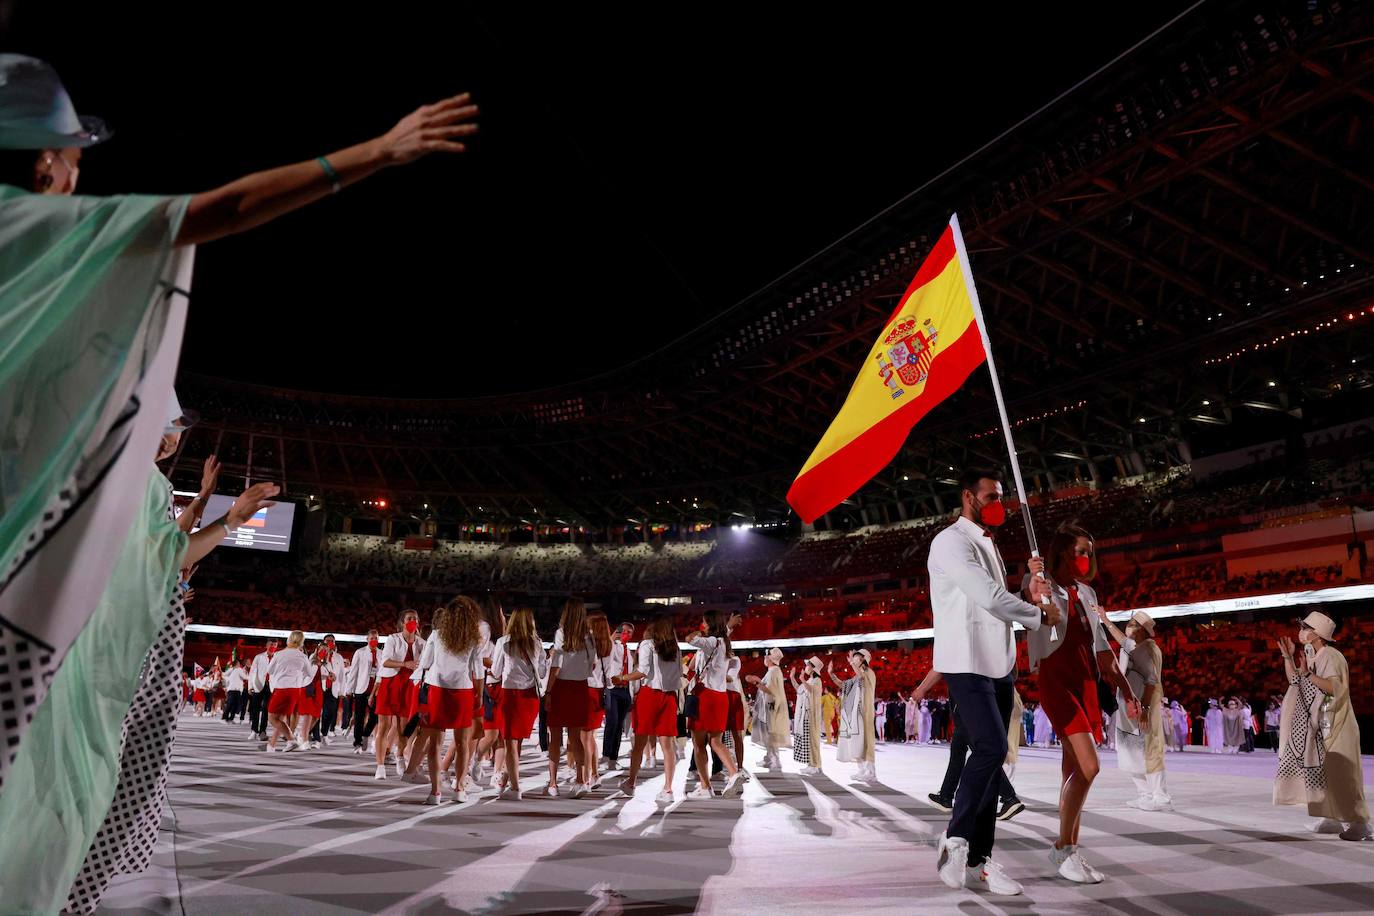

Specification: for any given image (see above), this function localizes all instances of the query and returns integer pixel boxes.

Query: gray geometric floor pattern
[97,716,1374,915]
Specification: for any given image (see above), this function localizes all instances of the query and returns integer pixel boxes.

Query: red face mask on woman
[404,620,418,634]
[1074,555,1091,577]
[368,637,378,648]
[620,630,632,644]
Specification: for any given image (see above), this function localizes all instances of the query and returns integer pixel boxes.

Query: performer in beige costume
[1096,608,1168,810]
[1274,611,1370,841]
[746,648,791,770]
[831,649,877,783]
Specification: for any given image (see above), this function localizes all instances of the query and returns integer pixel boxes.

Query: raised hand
[225,483,280,529]
[199,455,221,498]
[377,93,480,165]
[1027,556,1045,577]
[1091,604,1110,624]
[1277,637,1295,659]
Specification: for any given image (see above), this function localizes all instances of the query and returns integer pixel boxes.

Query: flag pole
[948,214,1053,620]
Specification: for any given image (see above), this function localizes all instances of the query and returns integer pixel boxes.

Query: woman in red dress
[1029,524,1142,884]
[406,597,483,805]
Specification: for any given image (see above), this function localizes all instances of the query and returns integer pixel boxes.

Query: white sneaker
[394,758,405,777]
[498,786,521,800]
[283,741,301,753]
[424,793,443,806]
[935,833,968,889]
[800,766,823,776]
[739,769,752,782]
[469,754,484,784]
[374,764,387,780]
[967,859,1022,896]
[1050,845,1102,884]
[617,777,635,797]
[569,782,588,799]
[688,785,715,800]
[1126,794,1165,811]
[655,790,675,804]
[1312,818,1345,834]
[309,741,321,750]
[456,787,469,803]
[403,772,428,785]
[322,735,332,746]
[721,772,744,797]
[543,783,560,798]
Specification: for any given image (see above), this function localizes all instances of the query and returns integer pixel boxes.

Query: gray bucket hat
[0,53,110,150]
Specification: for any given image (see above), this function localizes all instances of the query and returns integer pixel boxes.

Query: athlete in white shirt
[685,610,744,799]
[617,615,684,802]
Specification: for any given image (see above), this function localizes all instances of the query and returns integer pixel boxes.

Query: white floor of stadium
[96,716,1374,916]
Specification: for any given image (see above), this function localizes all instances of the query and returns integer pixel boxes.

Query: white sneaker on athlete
[721,772,744,797]
[655,790,675,804]
[403,772,428,785]
[800,766,822,776]
[967,859,1022,896]
[935,833,968,889]
[688,785,715,800]
[616,777,635,797]
[1050,844,1102,884]
[374,764,387,780]
[569,782,588,799]
[1312,818,1344,834]
[543,783,560,798]
[394,758,405,777]
[322,735,332,746]
[424,793,443,806]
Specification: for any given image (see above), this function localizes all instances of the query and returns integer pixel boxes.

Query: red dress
[1036,586,1103,742]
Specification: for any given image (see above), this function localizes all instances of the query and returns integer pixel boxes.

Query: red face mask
[620,631,632,644]
[1074,555,1092,577]
[978,499,1006,527]
[267,646,276,656]
[404,620,418,634]
[368,637,378,648]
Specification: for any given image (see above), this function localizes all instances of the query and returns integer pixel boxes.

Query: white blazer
[317,650,347,697]
[929,517,1043,678]
[1024,577,1111,673]
[348,644,381,694]
[248,651,272,692]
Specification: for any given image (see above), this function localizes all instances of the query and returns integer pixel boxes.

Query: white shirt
[490,635,550,690]
[605,640,635,689]
[550,627,597,681]
[264,647,318,690]
[377,631,422,680]
[317,649,347,696]
[223,667,248,691]
[249,652,273,692]
[637,639,682,693]
[929,517,1042,677]
[688,634,729,691]
[476,620,496,684]
[726,655,744,696]
[417,632,484,689]
[348,643,382,694]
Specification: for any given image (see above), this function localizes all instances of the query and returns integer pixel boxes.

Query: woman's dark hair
[0,149,40,191]
[1048,522,1098,581]
[704,608,732,660]
[480,595,505,640]
[645,614,680,664]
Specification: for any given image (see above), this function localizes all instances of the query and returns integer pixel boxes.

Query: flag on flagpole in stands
[193,663,204,678]
[786,214,990,524]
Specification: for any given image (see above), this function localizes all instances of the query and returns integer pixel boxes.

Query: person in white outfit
[489,607,550,800]
[263,631,318,752]
[929,467,1057,897]
[618,614,685,803]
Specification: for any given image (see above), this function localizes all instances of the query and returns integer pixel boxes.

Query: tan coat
[1308,647,1368,822]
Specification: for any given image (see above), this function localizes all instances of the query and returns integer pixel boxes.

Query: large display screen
[196,495,296,552]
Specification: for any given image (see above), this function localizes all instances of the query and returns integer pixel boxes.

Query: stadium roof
[170,0,1374,529]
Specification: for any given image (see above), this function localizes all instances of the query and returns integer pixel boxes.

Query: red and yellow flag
[787,216,988,523]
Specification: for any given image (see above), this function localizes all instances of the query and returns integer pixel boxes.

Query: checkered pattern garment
[0,479,73,792]
[66,485,187,914]
[1275,676,1326,801]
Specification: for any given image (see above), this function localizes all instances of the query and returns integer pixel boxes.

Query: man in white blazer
[929,467,1058,897]
[246,638,279,742]
[348,630,382,754]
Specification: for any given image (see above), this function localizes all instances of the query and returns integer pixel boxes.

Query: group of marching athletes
[201,596,891,802]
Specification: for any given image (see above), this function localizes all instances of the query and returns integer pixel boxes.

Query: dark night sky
[3,3,1196,397]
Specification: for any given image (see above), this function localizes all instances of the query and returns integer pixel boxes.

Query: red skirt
[499,686,540,739]
[421,685,475,729]
[547,677,591,729]
[691,686,728,732]
[471,686,485,724]
[376,674,418,718]
[726,690,745,731]
[483,684,504,729]
[586,685,606,729]
[1038,655,1104,742]
[633,686,678,737]
[267,686,301,716]
[192,689,206,704]
[300,682,323,718]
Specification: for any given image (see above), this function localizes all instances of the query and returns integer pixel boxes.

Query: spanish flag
[787,215,989,524]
